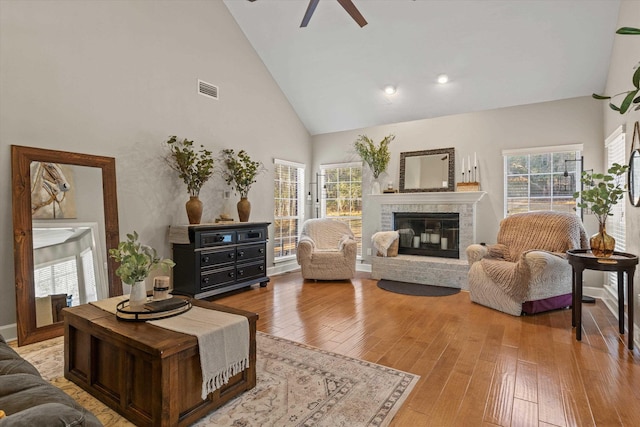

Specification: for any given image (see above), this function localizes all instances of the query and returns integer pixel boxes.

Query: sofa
[0,334,102,426]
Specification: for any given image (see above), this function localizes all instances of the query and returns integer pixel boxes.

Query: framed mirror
[11,145,121,345]
[629,149,640,207]
[399,147,455,193]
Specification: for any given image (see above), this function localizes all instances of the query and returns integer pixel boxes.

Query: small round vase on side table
[567,249,638,350]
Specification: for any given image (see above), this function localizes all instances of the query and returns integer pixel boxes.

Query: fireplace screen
[393,212,460,259]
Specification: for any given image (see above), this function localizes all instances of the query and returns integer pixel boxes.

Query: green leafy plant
[108,231,175,285]
[165,136,215,197]
[592,27,640,114]
[573,163,629,224]
[221,149,265,198]
[353,134,395,179]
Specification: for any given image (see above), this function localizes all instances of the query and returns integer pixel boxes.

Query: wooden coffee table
[64,299,257,427]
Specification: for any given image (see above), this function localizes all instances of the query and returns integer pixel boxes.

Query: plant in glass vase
[221,149,265,222]
[573,163,629,257]
[353,134,394,194]
[165,136,215,224]
[109,231,175,307]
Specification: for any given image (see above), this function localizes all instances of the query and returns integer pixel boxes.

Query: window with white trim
[319,162,362,256]
[34,257,80,305]
[503,145,583,217]
[605,127,626,289]
[273,159,305,260]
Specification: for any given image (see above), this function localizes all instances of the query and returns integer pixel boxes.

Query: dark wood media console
[64,300,258,427]
[171,222,270,299]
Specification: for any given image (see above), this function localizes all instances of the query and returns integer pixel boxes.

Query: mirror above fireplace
[399,147,455,193]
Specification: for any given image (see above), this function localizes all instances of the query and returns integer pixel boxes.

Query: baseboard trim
[0,324,17,342]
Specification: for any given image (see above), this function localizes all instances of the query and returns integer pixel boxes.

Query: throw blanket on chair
[480,211,588,301]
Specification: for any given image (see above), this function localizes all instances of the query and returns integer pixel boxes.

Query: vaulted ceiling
[223,0,621,136]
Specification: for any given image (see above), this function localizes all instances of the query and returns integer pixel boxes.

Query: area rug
[14,332,419,427]
[377,279,460,296]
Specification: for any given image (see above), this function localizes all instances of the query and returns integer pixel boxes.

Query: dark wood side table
[567,249,638,350]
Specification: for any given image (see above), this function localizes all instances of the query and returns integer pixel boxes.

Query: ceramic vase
[590,220,615,258]
[185,196,203,225]
[129,281,147,309]
[371,179,381,195]
[237,197,251,222]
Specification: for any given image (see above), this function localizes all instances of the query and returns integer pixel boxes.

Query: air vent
[198,79,219,100]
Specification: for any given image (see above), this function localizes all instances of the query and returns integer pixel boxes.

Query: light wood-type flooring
[211,271,640,426]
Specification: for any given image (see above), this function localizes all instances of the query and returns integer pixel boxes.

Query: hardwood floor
[211,271,640,427]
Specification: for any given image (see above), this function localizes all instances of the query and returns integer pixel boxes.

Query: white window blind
[34,257,80,304]
[605,128,626,289]
[273,159,305,261]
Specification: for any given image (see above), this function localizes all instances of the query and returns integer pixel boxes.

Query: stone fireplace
[369,192,486,289]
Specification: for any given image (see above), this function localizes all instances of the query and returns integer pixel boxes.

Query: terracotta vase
[185,196,203,224]
[129,280,147,309]
[237,197,251,222]
[590,220,615,258]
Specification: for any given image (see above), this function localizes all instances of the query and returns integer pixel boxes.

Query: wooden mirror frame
[629,149,640,207]
[399,147,456,193]
[11,145,122,345]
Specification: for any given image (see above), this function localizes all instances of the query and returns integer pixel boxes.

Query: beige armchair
[296,218,357,280]
[466,211,588,316]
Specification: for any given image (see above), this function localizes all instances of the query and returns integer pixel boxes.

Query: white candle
[462,157,465,173]
[441,237,448,250]
[474,152,477,167]
[468,156,471,171]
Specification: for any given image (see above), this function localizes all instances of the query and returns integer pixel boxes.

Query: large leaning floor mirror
[11,145,122,345]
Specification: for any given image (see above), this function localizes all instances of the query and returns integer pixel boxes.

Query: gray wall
[0,0,311,330]
[312,96,605,264]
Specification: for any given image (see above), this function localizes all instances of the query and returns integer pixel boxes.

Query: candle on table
[462,157,465,173]
[474,152,477,167]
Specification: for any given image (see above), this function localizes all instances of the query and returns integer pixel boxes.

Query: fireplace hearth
[394,212,459,259]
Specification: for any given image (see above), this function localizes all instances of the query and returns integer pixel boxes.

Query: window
[605,127,626,290]
[273,159,305,260]
[320,162,362,256]
[503,145,583,216]
[34,257,80,305]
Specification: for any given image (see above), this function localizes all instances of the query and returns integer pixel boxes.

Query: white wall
[601,0,640,344]
[312,96,605,266]
[0,0,311,329]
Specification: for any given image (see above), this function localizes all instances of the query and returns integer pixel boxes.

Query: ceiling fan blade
[300,0,320,27]
[336,0,367,27]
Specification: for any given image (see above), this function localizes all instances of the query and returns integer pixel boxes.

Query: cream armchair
[296,218,357,280]
[466,211,588,316]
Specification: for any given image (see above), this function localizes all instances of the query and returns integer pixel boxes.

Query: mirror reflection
[399,147,455,193]
[629,149,640,207]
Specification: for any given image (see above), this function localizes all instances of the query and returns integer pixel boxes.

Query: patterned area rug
[14,332,419,427]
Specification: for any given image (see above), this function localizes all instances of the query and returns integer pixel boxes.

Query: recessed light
[437,74,449,84]
[384,85,397,95]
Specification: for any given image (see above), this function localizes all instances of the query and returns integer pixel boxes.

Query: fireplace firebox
[393,212,460,259]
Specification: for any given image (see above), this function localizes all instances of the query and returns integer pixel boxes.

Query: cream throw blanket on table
[150,307,249,400]
[91,297,249,400]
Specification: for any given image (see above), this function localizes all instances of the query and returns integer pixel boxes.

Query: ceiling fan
[247,0,368,28]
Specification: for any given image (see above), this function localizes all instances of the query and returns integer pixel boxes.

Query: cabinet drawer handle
[229,271,235,278]
[259,248,264,254]
[259,265,264,271]
[228,252,235,259]
[237,269,244,276]
[238,250,245,257]
[202,256,210,263]
[202,277,210,284]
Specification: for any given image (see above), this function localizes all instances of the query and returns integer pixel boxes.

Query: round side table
[566,249,638,350]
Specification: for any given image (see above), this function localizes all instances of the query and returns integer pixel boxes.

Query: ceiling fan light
[384,85,396,95]
[437,74,449,84]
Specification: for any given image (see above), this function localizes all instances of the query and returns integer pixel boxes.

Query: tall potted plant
[221,149,265,222]
[165,136,215,224]
[109,231,175,308]
[573,163,629,257]
[353,134,394,194]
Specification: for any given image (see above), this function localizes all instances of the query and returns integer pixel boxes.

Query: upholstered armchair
[296,218,357,280]
[466,211,588,316]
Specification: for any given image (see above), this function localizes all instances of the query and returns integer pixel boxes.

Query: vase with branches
[353,134,394,194]
[165,136,215,224]
[573,163,629,257]
[221,149,265,222]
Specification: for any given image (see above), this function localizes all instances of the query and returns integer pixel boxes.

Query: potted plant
[353,134,394,194]
[592,27,640,114]
[165,136,215,224]
[109,231,175,307]
[573,163,629,257]
[221,149,265,222]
